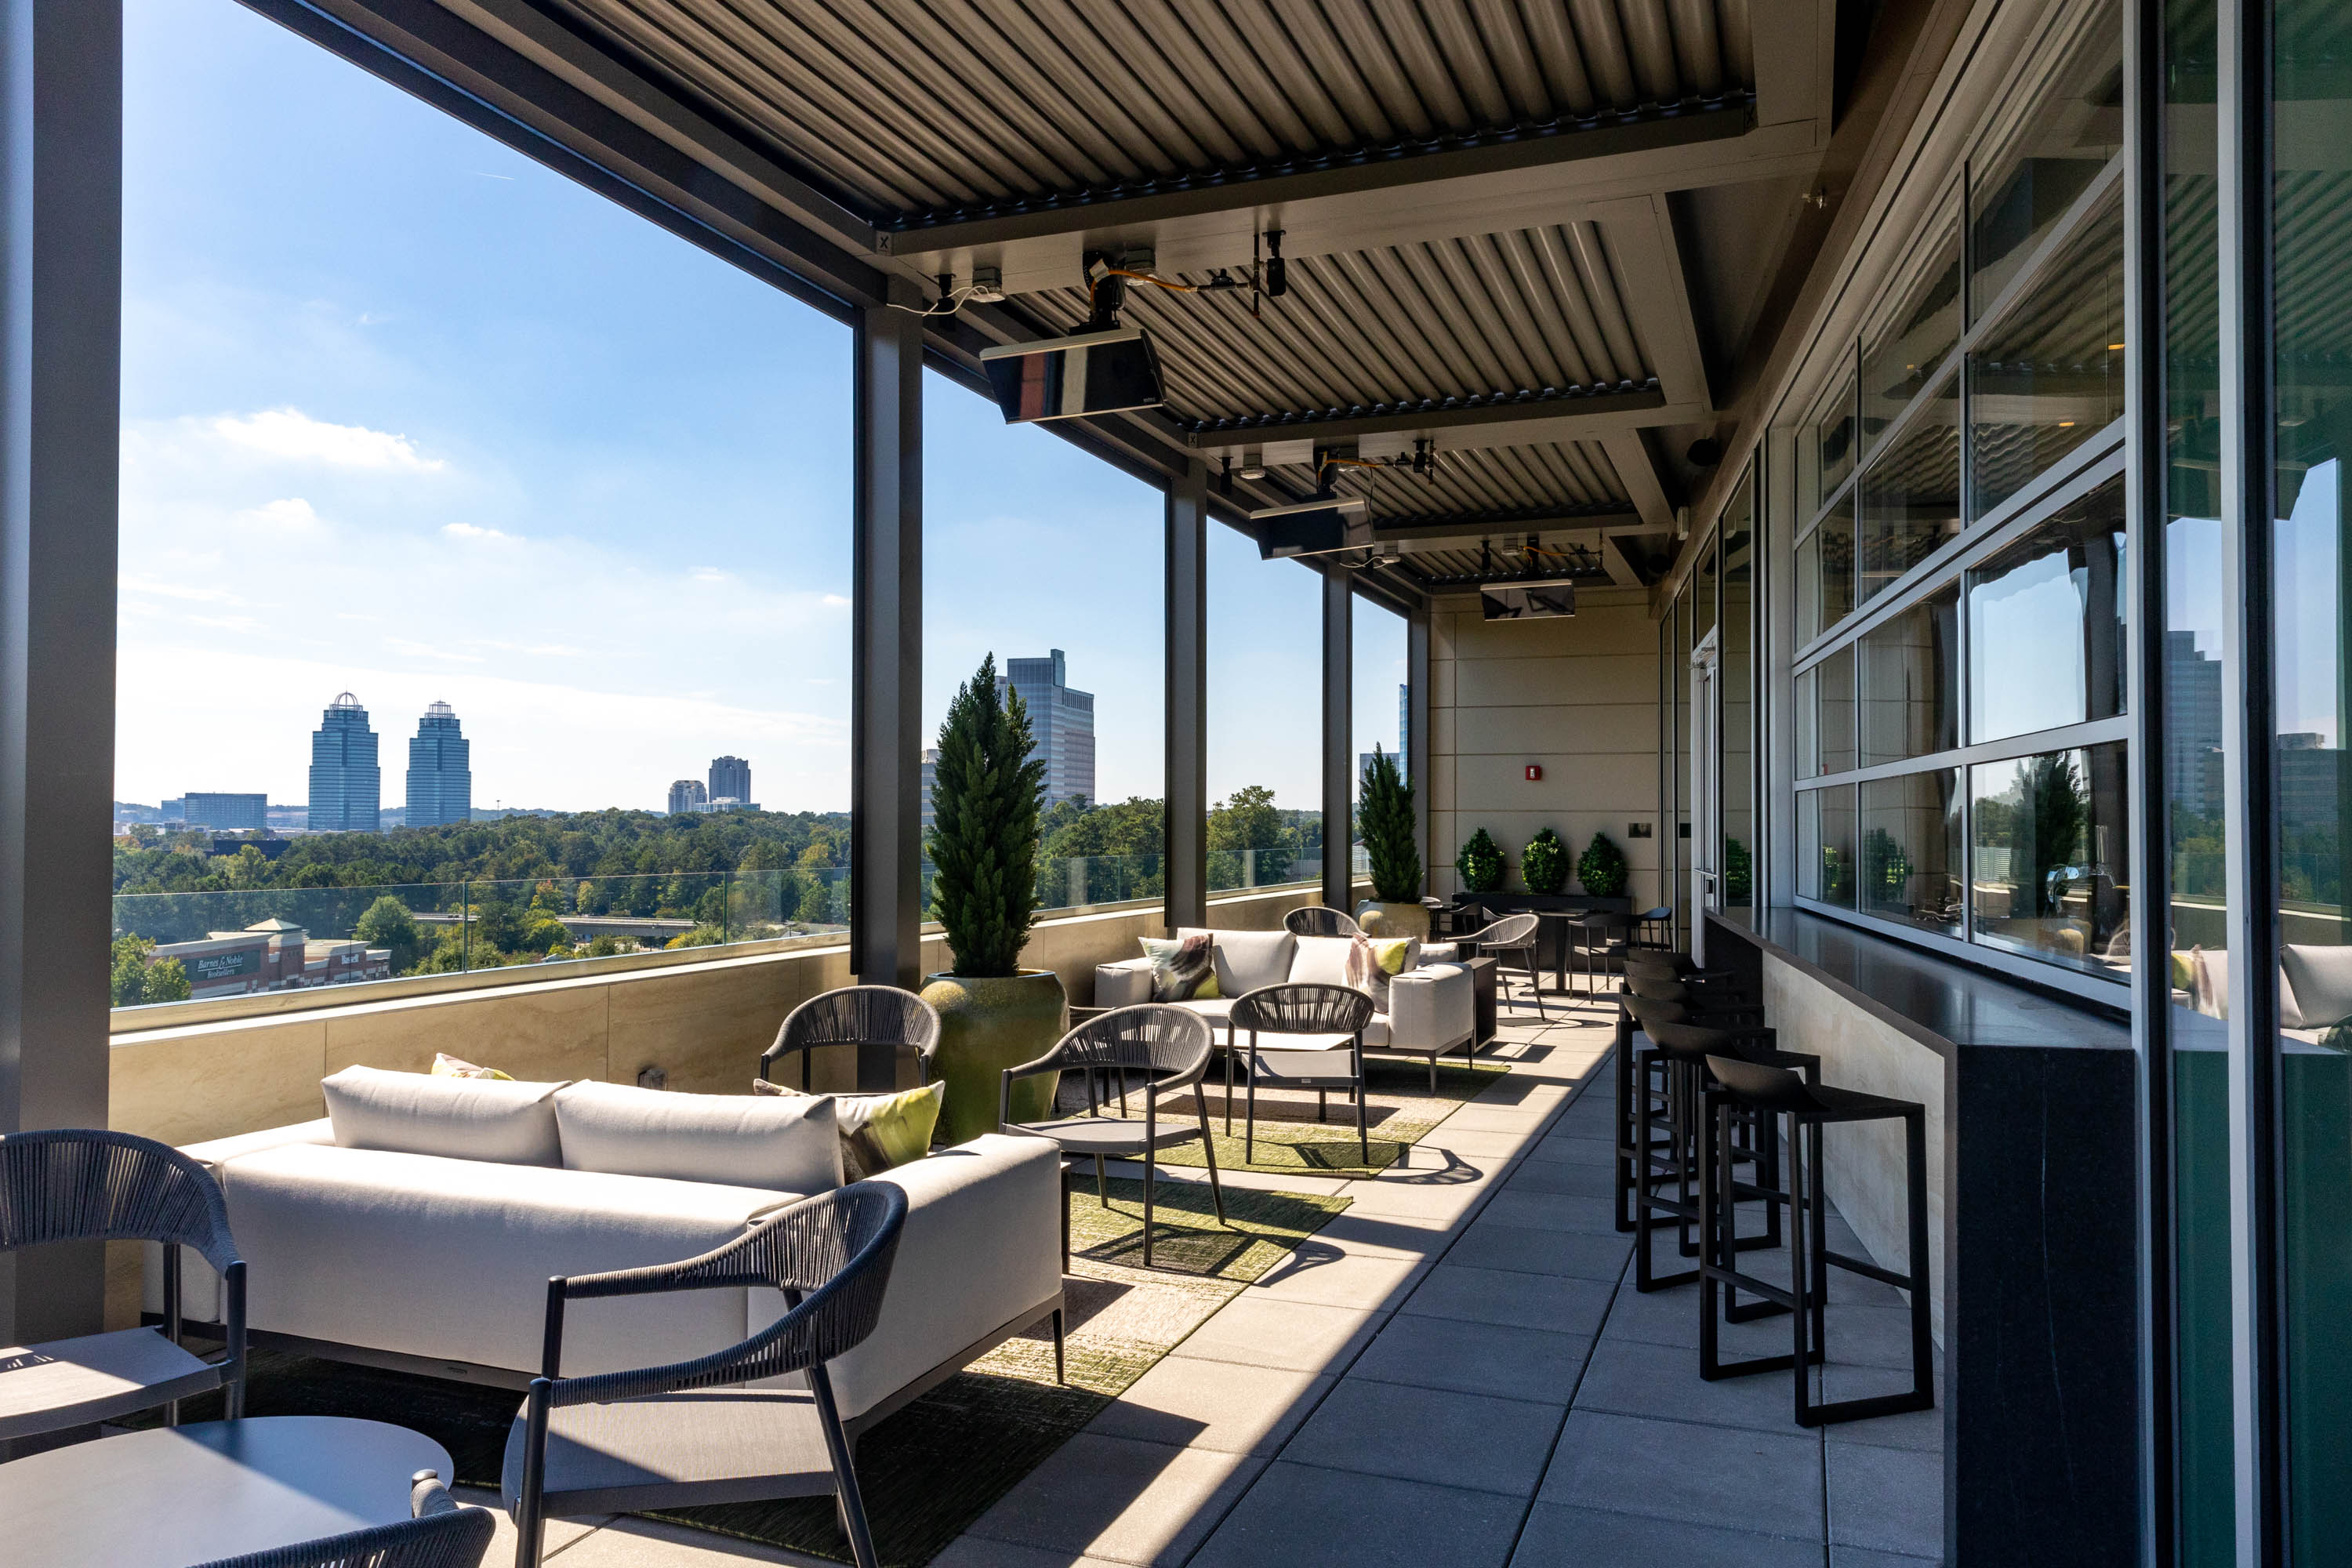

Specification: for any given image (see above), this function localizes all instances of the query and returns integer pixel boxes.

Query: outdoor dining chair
[761,984,942,1094]
[1227,984,1379,1167]
[1455,912,1547,1019]
[197,1472,495,1568]
[506,1183,908,1568]
[1283,906,1361,938]
[1000,1004,1225,1270]
[0,1127,248,1441]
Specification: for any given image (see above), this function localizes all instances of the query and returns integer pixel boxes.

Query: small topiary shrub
[1520,827,1570,895]
[1577,832,1629,898]
[1455,828,1507,894]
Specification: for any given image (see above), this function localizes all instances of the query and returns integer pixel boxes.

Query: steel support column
[1164,460,1207,931]
[1407,612,1432,895]
[850,288,923,988]
[1322,568,1352,913]
[0,0,120,1345]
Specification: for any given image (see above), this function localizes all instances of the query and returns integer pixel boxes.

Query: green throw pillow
[751,1078,945,1181]
[1140,933,1220,1001]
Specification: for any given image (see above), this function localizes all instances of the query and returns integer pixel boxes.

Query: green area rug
[1096,1057,1509,1178]
[143,1178,1347,1568]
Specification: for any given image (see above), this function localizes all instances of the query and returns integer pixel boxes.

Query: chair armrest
[1093,958,1155,1009]
[412,1471,458,1518]
[1385,964,1475,1051]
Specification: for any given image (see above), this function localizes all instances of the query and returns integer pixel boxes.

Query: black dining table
[0,1415,454,1567]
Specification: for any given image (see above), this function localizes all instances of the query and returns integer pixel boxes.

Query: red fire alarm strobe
[1525,764,1543,782]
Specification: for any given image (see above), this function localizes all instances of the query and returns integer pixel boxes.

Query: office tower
[2164,630,2223,822]
[920,748,938,840]
[405,701,473,828]
[183,793,267,833]
[710,755,751,803]
[668,779,708,815]
[1399,682,1410,782]
[307,692,380,833]
[999,650,1095,808]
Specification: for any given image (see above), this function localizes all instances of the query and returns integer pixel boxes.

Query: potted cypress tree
[1576,832,1630,898]
[920,655,1066,1145]
[1355,746,1428,938]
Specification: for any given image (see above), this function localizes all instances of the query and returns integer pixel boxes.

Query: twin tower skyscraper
[307,692,471,833]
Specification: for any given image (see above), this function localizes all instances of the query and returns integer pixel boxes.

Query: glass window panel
[2162,0,2227,1548]
[1802,493,1857,641]
[1968,741,2130,976]
[1209,530,1322,895]
[1862,221,1962,452]
[1967,475,2128,742]
[1721,477,1756,913]
[1796,665,1820,781]
[1676,577,1693,945]
[1695,528,1719,647]
[1967,188,2125,518]
[1860,588,1960,766]
[1860,770,1963,933]
[1967,0,2123,321]
[1860,375,1962,604]
[1815,645,1856,776]
[1806,372,1860,513]
[2272,0,2352,1512]
[1798,786,1857,908]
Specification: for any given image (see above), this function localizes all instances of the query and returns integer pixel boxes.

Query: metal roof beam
[1602,534,1651,588]
[1601,430,1680,532]
[1182,390,1705,455]
[1589,195,1714,408]
[1372,513,1647,544]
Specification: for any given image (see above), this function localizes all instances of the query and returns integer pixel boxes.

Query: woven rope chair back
[1229,983,1376,1037]
[0,1129,236,1270]
[765,985,942,1090]
[1056,1005,1213,1080]
[1479,913,1541,949]
[556,1181,907,1407]
[1283,906,1360,938]
[191,1504,495,1568]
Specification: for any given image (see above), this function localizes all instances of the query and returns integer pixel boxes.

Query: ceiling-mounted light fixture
[1252,493,1370,560]
[980,327,1164,423]
[1413,437,1435,477]
[1263,229,1287,299]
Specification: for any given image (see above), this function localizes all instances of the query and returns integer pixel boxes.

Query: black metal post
[1165,459,1207,931]
[1322,566,1352,914]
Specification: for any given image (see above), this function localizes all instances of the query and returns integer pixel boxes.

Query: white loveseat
[149,1069,1062,1433]
[1094,927,1478,1084]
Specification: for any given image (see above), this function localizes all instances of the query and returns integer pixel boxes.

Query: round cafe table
[0,1415,454,1567]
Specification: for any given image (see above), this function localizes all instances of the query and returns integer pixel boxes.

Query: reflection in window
[1808,372,1859,511]
[1800,495,1856,642]
[1967,476,2127,742]
[1967,0,2122,320]
[1860,770,1962,933]
[1721,486,1756,912]
[1969,742,2129,975]
[1860,374,1962,604]
[1968,189,2125,517]
[1799,786,1857,908]
[1862,224,1962,451]
[1814,645,1856,776]
[1860,589,1959,766]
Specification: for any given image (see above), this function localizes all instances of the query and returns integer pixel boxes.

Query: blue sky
[118,0,1403,818]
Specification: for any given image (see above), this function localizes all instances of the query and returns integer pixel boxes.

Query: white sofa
[149,1069,1062,1432]
[1094,927,1477,1083]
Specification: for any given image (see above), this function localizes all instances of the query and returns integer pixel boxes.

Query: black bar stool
[1697,1051,1935,1428]
[1624,1004,1817,1295]
[1610,959,1764,1233]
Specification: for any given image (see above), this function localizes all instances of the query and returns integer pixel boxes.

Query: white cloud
[187,614,265,633]
[441,521,511,542]
[211,408,444,472]
[691,568,728,583]
[123,578,238,603]
[237,497,321,531]
[384,637,485,665]
[820,593,851,608]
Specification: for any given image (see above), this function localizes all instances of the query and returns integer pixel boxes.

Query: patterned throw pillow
[1345,934,1415,1012]
[750,1078,946,1181]
[1140,934,1220,1001]
[430,1053,514,1080]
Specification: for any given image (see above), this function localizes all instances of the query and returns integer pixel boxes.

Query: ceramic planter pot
[1356,901,1432,941]
[920,968,1068,1145]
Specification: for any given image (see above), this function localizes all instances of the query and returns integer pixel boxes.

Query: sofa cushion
[750,1080,943,1180]
[214,1142,793,1377]
[1140,934,1220,1001]
[2281,943,2352,1029]
[322,1065,566,1167]
[1288,935,1358,985]
[1181,927,1294,996]
[554,1080,843,1193]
